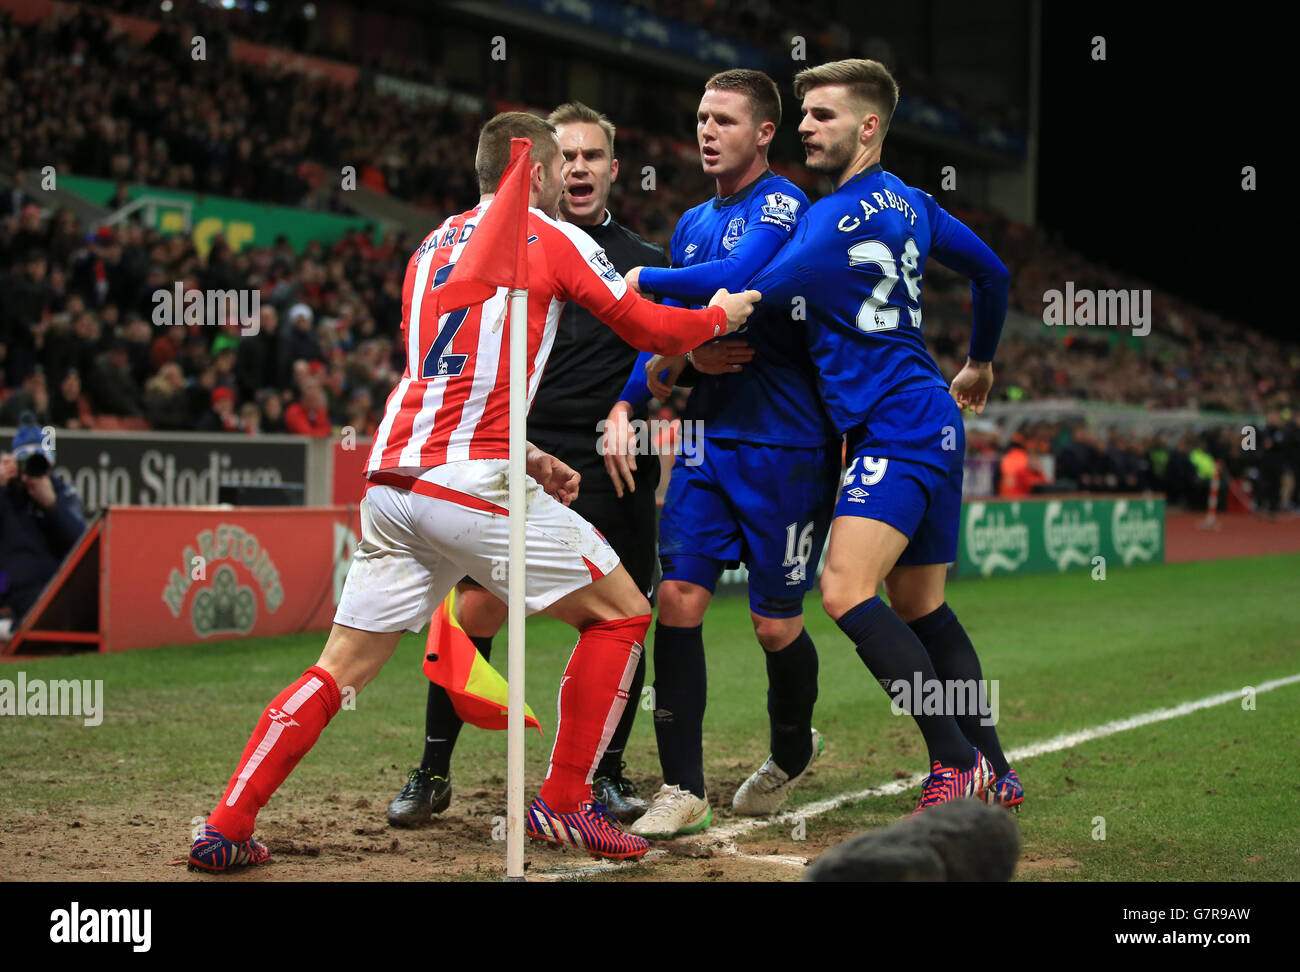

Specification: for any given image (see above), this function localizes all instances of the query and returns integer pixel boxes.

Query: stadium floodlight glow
[303,3,317,19]
[254,0,269,11]
[160,0,172,12]
[221,0,236,9]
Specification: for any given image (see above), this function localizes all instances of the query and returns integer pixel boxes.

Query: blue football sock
[836,596,972,768]
[908,603,1010,777]
[764,628,819,776]
[651,622,707,798]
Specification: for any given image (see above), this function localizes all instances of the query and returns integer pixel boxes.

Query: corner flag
[423,589,542,735]
[434,137,532,315]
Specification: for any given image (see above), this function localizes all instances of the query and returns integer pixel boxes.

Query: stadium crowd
[1,5,1297,510]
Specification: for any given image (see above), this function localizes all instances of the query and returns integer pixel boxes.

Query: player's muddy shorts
[837,386,964,566]
[334,459,621,633]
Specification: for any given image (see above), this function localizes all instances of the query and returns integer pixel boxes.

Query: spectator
[1055,426,1101,492]
[235,305,289,399]
[90,339,143,416]
[196,385,239,432]
[283,302,322,364]
[211,332,240,395]
[49,368,94,429]
[143,361,191,429]
[0,369,50,426]
[998,434,1047,498]
[0,414,86,627]
[284,382,331,436]
[1,249,53,384]
[343,386,377,438]
[2,170,30,218]
[259,390,287,434]
[238,400,261,434]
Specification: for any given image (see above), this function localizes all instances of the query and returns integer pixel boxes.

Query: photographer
[0,413,86,627]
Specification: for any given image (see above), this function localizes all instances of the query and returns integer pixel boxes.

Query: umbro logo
[846,486,869,503]
[267,708,299,728]
[684,244,698,256]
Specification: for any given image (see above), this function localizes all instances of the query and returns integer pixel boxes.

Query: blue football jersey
[749,164,1009,434]
[643,170,837,447]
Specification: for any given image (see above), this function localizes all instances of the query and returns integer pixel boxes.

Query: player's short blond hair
[794,59,900,135]
[704,68,782,127]
[546,102,616,158]
[475,111,559,194]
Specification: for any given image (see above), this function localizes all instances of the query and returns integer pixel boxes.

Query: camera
[21,452,50,477]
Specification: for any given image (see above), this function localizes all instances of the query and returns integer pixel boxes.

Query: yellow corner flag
[422,588,542,735]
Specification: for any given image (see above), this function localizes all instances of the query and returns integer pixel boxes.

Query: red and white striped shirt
[367,202,726,473]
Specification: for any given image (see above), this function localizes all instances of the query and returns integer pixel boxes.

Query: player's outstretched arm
[632,225,789,305]
[548,220,743,354]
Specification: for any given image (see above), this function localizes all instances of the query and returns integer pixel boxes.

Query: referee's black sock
[836,596,972,769]
[595,648,646,781]
[420,634,494,778]
[651,622,707,798]
[908,603,1010,777]
[764,628,819,776]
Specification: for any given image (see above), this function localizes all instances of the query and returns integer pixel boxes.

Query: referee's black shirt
[527,210,669,485]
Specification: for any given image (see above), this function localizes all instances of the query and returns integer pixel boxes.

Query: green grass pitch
[2,552,1297,880]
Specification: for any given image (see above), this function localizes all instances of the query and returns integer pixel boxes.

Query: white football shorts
[334,460,622,633]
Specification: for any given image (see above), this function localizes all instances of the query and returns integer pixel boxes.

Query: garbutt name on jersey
[836,188,919,233]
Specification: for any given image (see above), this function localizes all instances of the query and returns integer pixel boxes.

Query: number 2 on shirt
[422,262,470,378]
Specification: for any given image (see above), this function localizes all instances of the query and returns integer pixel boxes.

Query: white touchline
[536,672,1300,880]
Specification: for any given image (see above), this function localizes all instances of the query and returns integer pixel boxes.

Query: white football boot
[628,783,712,838]
[731,728,823,816]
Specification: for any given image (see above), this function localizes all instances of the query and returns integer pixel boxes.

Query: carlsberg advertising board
[958,496,1164,578]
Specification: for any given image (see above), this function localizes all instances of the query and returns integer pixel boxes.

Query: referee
[387,102,668,826]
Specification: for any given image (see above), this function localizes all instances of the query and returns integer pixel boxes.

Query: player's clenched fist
[708,288,761,334]
[525,444,581,505]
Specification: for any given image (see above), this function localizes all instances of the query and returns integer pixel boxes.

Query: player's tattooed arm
[525,442,581,505]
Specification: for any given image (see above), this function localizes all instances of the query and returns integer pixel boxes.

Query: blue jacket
[0,474,87,621]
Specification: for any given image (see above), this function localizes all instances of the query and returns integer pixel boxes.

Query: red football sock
[206,665,342,841]
[539,614,650,813]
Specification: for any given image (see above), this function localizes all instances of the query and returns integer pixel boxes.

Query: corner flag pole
[435,135,533,881]
[505,284,528,881]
